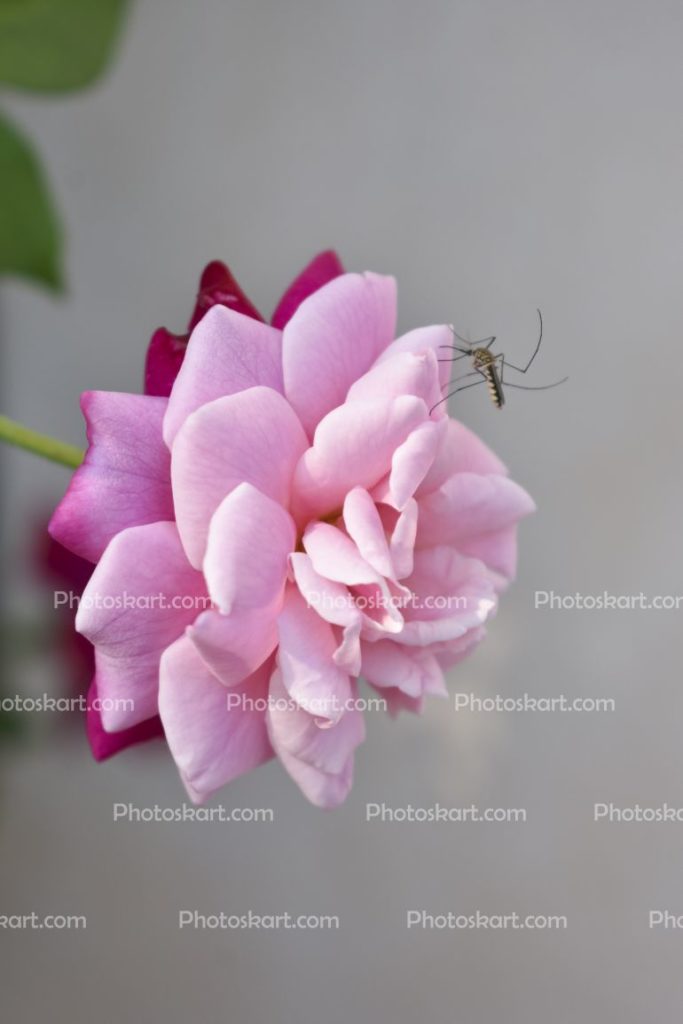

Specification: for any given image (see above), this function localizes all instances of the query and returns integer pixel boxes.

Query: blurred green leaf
[0,110,62,289]
[0,0,129,92]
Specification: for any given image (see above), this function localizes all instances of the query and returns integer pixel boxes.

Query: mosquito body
[435,310,567,412]
[471,347,505,408]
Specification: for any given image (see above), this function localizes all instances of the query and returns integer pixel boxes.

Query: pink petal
[282,272,397,438]
[381,498,418,579]
[289,553,359,630]
[189,609,279,689]
[271,250,345,329]
[342,488,394,578]
[457,524,520,581]
[163,306,284,447]
[188,483,296,686]
[159,637,274,804]
[76,522,207,731]
[49,392,174,564]
[389,418,447,509]
[368,682,424,718]
[266,668,364,807]
[289,553,362,676]
[430,627,487,671]
[399,547,497,645]
[276,585,352,722]
[373,324,454,390]
[417,418,507,496]
[275,744,355,808]
[353,588,406,639]
[171,386,308,568]
[303,522,378,586]
[346,349,443,411]
[360,641,445,698]
[416,473,536,549]
[203,483,296,613]
[86,677,164,761]
[291,395,427,523]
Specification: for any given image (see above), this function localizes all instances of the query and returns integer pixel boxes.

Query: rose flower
[50,255,534,807]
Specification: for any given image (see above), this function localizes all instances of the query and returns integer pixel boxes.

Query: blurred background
[2,0,683,1020]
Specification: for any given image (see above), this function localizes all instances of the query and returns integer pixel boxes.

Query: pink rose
[50,259,534,807]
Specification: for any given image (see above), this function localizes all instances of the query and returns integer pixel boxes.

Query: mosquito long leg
[499,377,569,391]
[437,349,471,362]
[499,354,567,391]
[439,369,484,391]
[450,328,497,349]
[430,372,487,413]
[501,309,543,374]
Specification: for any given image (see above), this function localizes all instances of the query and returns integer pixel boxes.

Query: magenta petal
[86,678,164,761]
[144,329,189,399]
[271,250,344,330]
[49,392,174,564]
[188,260,264,330]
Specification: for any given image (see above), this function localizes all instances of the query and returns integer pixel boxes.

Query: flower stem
[0,415,84,469]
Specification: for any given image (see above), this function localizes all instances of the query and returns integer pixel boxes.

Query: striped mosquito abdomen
[473,349,505,408]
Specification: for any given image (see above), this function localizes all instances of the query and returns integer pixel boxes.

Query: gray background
[2,0,683,1020]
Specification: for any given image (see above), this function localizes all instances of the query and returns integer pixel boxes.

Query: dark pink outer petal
[144,261,265,398]
[188,260,264,331]
[49,392,174,564]
[271,250,345,330]
[144,329,189,399]
[86,678,164,761]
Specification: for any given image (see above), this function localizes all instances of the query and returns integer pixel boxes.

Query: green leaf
[0,0,130,93]
[0,110,62,289]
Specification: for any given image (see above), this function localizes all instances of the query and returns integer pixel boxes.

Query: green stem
[0,415,84,469]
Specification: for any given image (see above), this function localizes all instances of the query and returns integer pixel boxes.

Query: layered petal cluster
[50,256,534,807]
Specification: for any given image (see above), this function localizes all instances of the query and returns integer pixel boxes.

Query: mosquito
[434,309,568,411]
